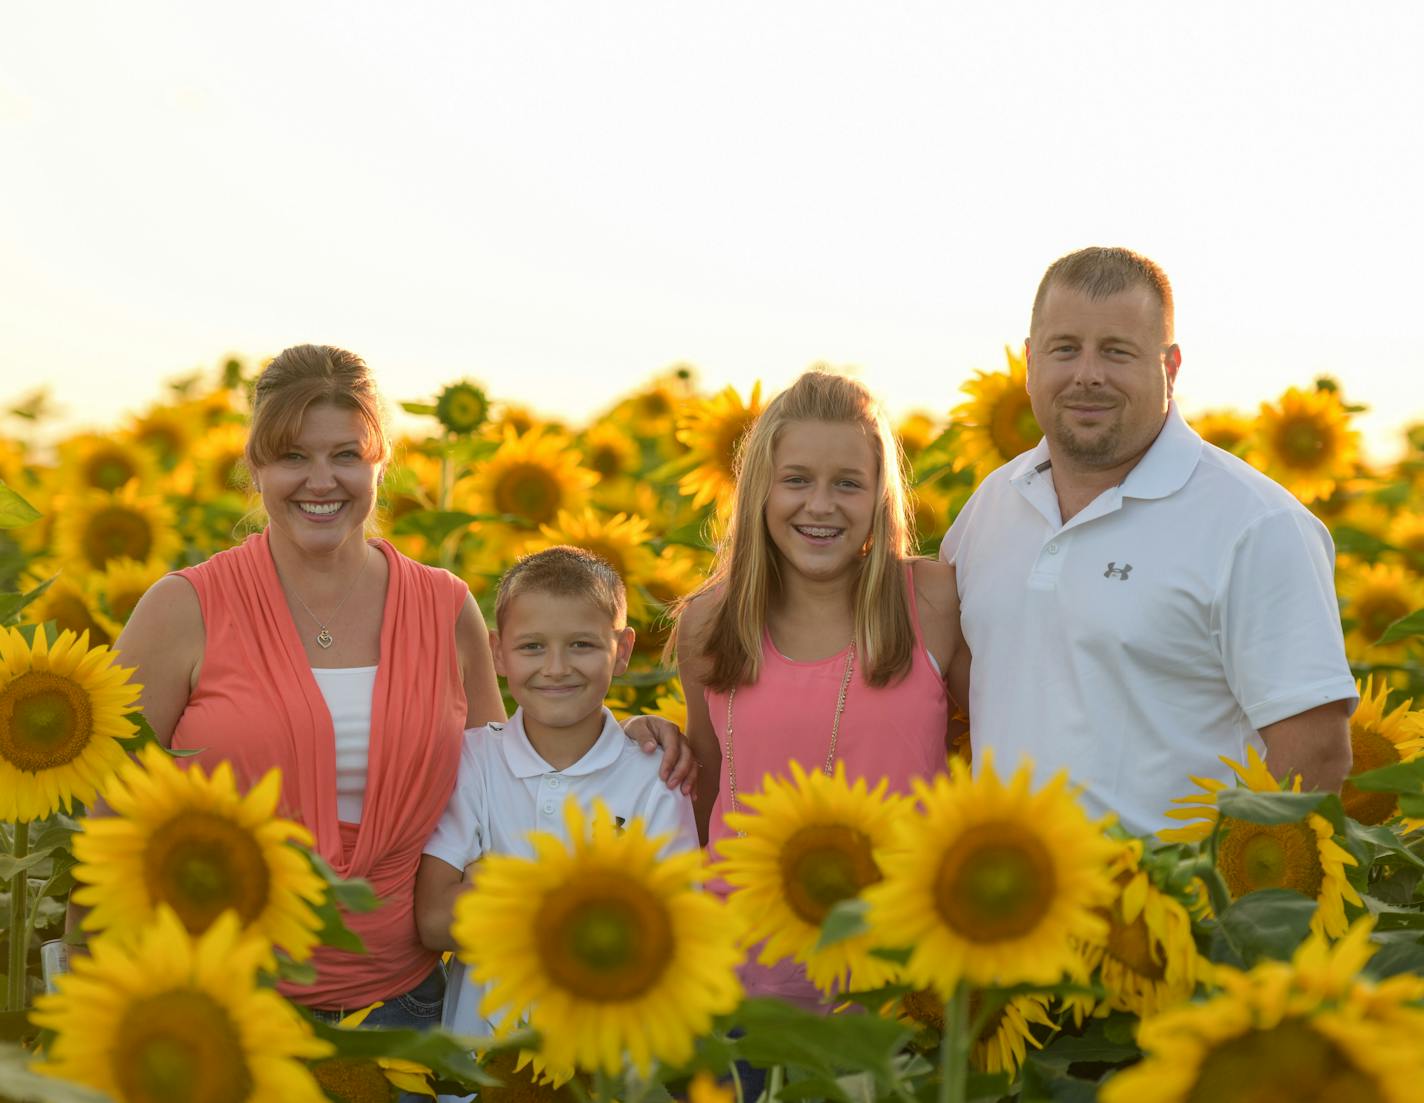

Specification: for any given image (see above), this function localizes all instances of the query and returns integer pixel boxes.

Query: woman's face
[255,403,381,560]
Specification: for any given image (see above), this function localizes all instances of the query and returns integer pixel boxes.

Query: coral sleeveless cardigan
[174,531,467,1009]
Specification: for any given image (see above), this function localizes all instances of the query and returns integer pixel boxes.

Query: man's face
[1027,283,1181,472]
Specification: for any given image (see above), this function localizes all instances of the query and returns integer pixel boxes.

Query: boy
[415,545,699,1037]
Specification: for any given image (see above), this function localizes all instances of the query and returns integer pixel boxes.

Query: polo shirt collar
[1007,400,1201,501]
[499,707,625,778]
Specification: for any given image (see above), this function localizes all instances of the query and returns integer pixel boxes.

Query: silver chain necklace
[284,548,370,649]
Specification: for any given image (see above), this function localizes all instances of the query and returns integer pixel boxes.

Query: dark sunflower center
[933,823,1056,942]
[534,872,674,1001]
[113,989,253,1103]
[1341,727,1402,825]
[86,451,139,492]
[0,671,93,772]
[778,823,882,925]
[715,415,754,477]
[988,391,1042,461]
[639,391,673,419]
[900,988,945,1033]
[1217,818,1324,899]
[480,1048,584,1103]
[1274,416,1333,469]
[590,445,624,479]
[1184,1016,1385,1103]
[1104,909,1165,981]
[312,1057,397,1103]
[81,505,155,569]
[109,584,147,624]
[211,452,243,495]
[574,540,624,578]
[43,591,112,644]
[494,464,561,526]
[1355,592,1410,644]
[142,812,272,932]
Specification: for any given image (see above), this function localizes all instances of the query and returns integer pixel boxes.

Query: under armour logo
[1104,562,1133,580]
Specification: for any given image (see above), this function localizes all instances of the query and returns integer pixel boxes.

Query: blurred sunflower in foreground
[951,347,1042,482]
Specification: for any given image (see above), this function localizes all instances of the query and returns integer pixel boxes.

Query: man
[941,247,1356,835]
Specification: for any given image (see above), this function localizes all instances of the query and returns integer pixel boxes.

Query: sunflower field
[5,352,1424,1102]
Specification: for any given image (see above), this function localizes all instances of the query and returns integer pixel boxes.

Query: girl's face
[255,403,381,561]
[763,419,878,585]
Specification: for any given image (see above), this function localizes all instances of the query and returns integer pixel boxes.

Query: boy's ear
[489,630,506,677]
[612,626,636,675]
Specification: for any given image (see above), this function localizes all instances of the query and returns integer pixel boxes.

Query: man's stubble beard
[1051,409,1124,469]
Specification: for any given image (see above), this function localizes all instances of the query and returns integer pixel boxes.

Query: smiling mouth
[533,685,582,694]
[297,501,346,516]
[795,525,843,540]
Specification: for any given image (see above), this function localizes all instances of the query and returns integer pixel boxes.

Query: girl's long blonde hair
[674,367,917,692]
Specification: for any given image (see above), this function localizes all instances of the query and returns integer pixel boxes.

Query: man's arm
[1260,699,1353,793]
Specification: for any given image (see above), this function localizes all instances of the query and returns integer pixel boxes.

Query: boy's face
[492,590,636,736]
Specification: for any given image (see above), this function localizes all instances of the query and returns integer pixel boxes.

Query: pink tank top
[174,531,467,1009]
[704,561,949,1007]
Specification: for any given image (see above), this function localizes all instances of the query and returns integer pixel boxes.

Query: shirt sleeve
[938,491,974,566]
[1216,507,1359,729]
[636,784,699,857]
[422,729,488,870]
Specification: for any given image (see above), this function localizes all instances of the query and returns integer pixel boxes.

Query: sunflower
[950,348,1042,484]
[309,1004,437,1100]
[1247,385,1360,505]
[490,403,544,438]
[524,509,658,617]
[717,761,906,996]
[1384,510,1424,573]
[864,753,1118,992]
[631,548,707,664]
[88,556,168,639]
[1075,840,1208,1019]
[54,482,181,573]
[896,411,943,458]
[31,907,330,1103]
[73,744,327,961]
[55,432,160,494]
[465,427,597,529]
[20,567,114,646]
[608,369,694,441]
[0,626,140,823]
[452,799,742,1075]
[435,380,490,435]
[674,383,763,510]
[1159,747,1362,937]
[579,422,641,484]
[129,402,199,467]
[895,987,1054,1080]
[184,422,252,501]
[1099,920,1424,1103]
[1189,409,1253,456]
[1338,562,1424,663]
[1340,677,1424,824]
[478,1046,583,1103]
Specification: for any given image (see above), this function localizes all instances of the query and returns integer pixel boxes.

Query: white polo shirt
[423,707,698,1037]
[940,402,1357,836]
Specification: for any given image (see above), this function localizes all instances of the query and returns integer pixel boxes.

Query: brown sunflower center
[1184,1016,1384,1103]
[0,670,94,772]
[1341,726,1402,825]
[715,414,755,477]
[81,505,155,569]
[988,391,1042,461]
[493,464,561,526]
[638,391,673,419]
[1104,909,1165,981]
[113,989,253,1103]
[1354,591,1410,646]
[1217,818,1324,899]
[85,449,140,492]
[589,444,626,479]
[210,451,244,495]
[932,823,1056,942]
[312,1057,397,1103]
[480,1048,583,1103]
[142,812,272,932]
[109,583,148,624]
[1273,416,1335,470]
[777,823,883,925]
[534,872,674,1001]
[572,539,626,578]
[900,988,945,1033]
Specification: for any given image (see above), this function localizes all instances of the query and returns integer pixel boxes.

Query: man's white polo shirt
[423,707,698,1038]
[940,401,1357,836]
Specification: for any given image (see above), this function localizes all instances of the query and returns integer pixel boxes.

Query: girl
[674,367,964,1008]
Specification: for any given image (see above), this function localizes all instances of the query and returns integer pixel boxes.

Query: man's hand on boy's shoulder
[621,714,698,796]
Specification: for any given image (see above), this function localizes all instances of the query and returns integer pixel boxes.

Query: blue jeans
[308,962,448,1028]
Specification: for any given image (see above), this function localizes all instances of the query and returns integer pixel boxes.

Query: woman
[114,344,690,1024]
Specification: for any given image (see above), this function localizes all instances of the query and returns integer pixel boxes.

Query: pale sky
[2,1,1421,459]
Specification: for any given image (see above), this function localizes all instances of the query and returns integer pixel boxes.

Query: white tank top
[310,665,377,823]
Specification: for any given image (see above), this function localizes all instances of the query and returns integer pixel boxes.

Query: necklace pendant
[315,628,334,649]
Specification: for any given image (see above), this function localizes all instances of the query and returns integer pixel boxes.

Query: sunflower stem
[6,819,30,1012]
[938,983,969,1103]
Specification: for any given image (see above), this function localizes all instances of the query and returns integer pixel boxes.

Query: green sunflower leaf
[0,481,40,528]
[1215,888,1316,965]
[391,509,483,545]
[1215,788,1334,825]
[1376,607,1424,645]
[815,898,871,950]
[400,401,438,417]
[1349,757,1424,793]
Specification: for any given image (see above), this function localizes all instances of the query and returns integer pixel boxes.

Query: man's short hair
[1030,247,1175,344]
[493,545,628,630]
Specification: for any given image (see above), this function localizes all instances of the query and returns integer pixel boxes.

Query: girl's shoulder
[674,583,727,653]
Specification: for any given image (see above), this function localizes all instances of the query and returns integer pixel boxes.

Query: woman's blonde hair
[675,368,917,691]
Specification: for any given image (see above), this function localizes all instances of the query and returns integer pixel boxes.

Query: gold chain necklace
[724,642,855,836]
[284,548,370,650]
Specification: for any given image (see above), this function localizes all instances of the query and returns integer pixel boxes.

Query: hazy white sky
[2,1,1421,457]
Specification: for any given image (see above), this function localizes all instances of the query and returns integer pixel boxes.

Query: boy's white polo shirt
[423,706,698,1038]
[941,402,1357,836]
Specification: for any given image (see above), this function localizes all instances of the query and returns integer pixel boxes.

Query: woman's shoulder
[118,573,204,652]
[378,540,468,603]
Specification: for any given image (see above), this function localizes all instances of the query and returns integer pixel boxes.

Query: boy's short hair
[494,545,628,631]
